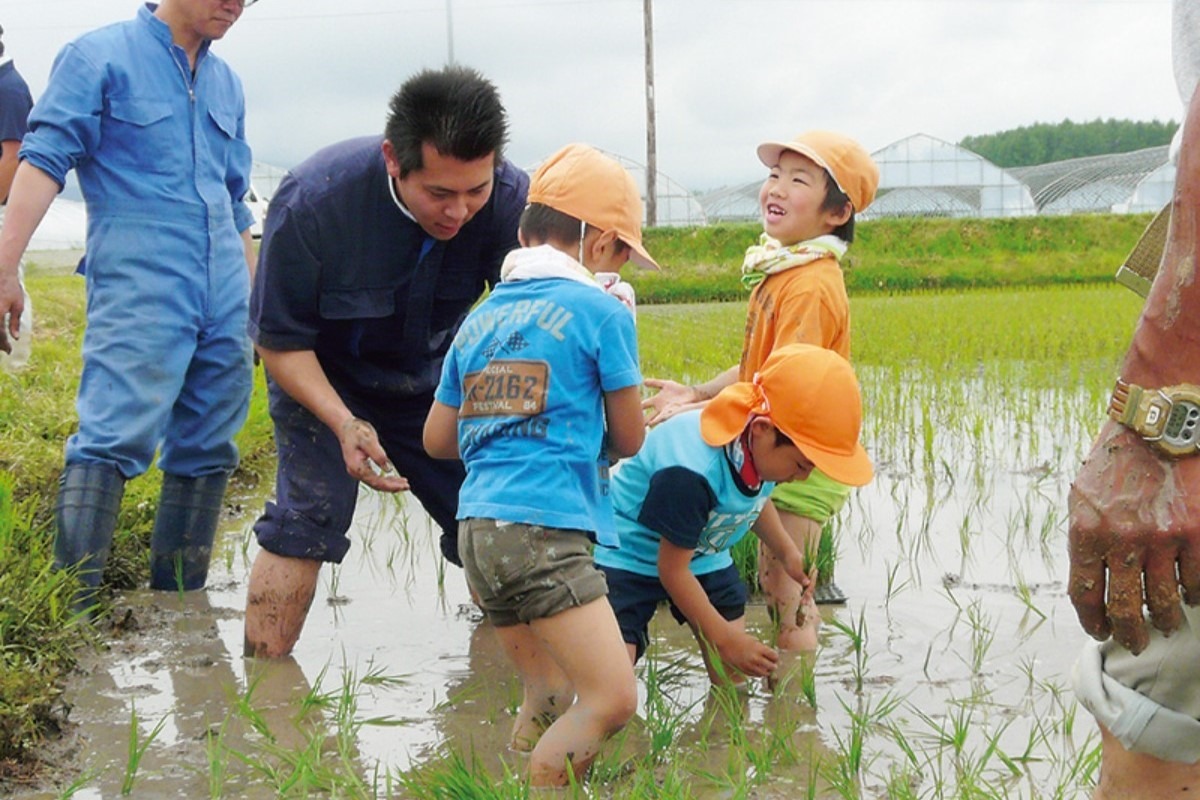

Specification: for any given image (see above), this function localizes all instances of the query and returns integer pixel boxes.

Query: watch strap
[1108,378,1200,457]
[1107,378,1139,427]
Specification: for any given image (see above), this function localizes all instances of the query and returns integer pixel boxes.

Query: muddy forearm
[1121,81,1200,386]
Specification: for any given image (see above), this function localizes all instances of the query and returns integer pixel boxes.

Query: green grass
[633,213,1153,303]
[0,471,79,762]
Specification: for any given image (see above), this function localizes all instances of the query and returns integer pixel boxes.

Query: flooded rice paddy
[14,285,1146,798]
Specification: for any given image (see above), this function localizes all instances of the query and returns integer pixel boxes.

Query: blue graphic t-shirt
[594,410,774,577]
[435,245,641,545]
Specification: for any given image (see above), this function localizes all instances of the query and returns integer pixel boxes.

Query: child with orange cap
[596,343,873,683]
[642,131,879,649]
[423,142,658,787]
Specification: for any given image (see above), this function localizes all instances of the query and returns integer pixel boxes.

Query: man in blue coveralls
[242,65,529,659]
[0,0,258,609]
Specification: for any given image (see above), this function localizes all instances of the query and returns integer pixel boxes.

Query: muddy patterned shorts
[1072,603,1200,763]
[458,518,608,627]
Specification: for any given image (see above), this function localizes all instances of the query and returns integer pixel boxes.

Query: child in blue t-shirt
[423,143,658,787]
[595,343,873,684]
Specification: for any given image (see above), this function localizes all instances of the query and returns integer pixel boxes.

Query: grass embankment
[633,213,1154,303]
[0,212,1151,776]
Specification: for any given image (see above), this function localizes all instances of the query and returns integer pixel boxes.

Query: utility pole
[643,0,657,227]
[446,0,455,66]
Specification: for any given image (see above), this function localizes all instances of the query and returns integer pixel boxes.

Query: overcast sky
[4,0,1182,192]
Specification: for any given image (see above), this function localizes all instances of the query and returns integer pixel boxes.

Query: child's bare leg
[524,599,638,787]
[494,622,574,752]
[759,511,822,651]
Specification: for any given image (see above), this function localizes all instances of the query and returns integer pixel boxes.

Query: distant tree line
[959,118,1178,168]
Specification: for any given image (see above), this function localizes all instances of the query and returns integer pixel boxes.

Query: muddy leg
[243,549,321,659]
[522,600,637,787]
[760,511,821,651]
[494,623,575,752]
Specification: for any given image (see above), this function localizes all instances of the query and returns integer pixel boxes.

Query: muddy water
[12,385,1100,798]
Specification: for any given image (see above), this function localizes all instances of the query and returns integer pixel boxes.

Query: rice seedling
[825,696,870,794]
[325,563,347,606]
[54,767,100,799]
[1013,575,1048,624]
[771,650,820,710]
[698,682,756,790]
[826,607,869,694]
[121,703,168,795]
[638,650,697,763]
[204,718,232,799]
[963,598,996,675]
[224,660,390,797]
[882,559,912,609]
[171,553,186,602]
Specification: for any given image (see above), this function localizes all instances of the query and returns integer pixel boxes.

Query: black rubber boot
[54,462,126,614]
[149,472,229,591]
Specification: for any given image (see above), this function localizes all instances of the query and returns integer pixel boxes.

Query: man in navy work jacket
[0,0,257,611]
[0,23,33,209]
[0,22,35,369]
[244,65,529,659]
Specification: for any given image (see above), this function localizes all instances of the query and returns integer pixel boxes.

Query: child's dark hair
[520,203,582,246]
[519,203,629,258]
[819,172,856,243]
[773,426,796,448]
[385,66,508,178]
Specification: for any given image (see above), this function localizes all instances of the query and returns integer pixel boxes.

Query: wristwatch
[1108,378,1200,457]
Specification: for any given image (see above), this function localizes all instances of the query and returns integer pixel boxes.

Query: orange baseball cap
[756,130,880,213]
[700,343,873,486]
[528,143,660,270]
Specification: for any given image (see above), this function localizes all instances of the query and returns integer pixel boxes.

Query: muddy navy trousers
[253,378,466,566]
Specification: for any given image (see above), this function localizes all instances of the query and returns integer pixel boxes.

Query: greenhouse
[250,160,290,202]
[1010,145,1173,215]
[1126,159,1176,213]
[867,134,1037,219]
[610,152,708,228]
[696,180,764,223]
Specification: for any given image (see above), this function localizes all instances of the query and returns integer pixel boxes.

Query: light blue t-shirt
[435,247,641,546]
[594,410,774,577]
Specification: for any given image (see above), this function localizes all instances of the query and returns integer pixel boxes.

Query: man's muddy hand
[1068,421,1200,654]
[338,417,409,492]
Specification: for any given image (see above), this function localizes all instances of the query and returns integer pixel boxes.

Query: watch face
[1162,399,1200,452]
